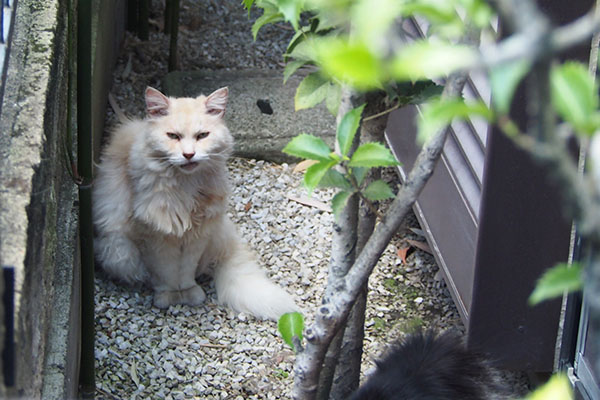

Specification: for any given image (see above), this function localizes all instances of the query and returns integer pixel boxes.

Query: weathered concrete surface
[163,69,337,163]
[0,0,79,398]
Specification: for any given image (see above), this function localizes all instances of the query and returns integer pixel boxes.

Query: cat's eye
[196,131,210,140]
[166,132,180,140]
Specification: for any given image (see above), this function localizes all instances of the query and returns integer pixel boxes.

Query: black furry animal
[349,331,495,400]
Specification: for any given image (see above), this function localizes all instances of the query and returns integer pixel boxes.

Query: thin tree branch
[477,5,600,70]
[316,87,362,400]
[330,93,388,399]
[363,103,400,122]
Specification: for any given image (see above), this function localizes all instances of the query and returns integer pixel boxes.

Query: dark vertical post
[168,0,179,71]
[127,0,139,32]
[0,1,4,44]
[164,0,172,33]
[77,0,95,397]
[138,0,149,40]
[1,267,15,388]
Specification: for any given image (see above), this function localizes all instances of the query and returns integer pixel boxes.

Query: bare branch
[316,86,361,400]
[330,93,388,399]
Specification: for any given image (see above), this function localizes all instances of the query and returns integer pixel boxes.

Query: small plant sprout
[283,105,400,220]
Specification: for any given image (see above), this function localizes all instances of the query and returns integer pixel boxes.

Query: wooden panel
[467,126,568,371]
[386,100,569,371]
[386,106,481,321]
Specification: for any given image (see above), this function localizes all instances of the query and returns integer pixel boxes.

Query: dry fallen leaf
[130,360,140,387]
[287,194,331,212]
[244,201,252,212]
[293,159,319,173]
[397,247,411,264]
[406,239,432,254]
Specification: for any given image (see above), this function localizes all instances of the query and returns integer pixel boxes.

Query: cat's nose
[183,152,195,160]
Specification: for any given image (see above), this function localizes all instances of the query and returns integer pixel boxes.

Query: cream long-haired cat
[93,86,297,320]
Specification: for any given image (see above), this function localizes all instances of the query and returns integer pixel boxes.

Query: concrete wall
[0,0,78,398]
[0,0,125,398]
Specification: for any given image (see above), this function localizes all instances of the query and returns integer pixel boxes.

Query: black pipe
[77,0,95,397]
[168,0,179,71]
[138,0,149,40]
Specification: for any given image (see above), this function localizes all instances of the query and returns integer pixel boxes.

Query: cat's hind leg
[153,285,206,308]
[95,232,147,284]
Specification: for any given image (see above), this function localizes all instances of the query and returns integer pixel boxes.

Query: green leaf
[326,82,342,116]
[313,9,342,32]
[286,38,318,62]
[351,0,403,48]
[363,179,395,201]
[243,0,255,11]
[304,159,338,193]
[284,60,307,83]
[349,142,399,167]
[490,60,531,114]
[352,167,368,186]
[337,104,366,157]
[252,11,284,40]
[460,0,494,28]
[285,26,309,59]
[401,2,457,25]
[391,41,477,81]
[278,312,304,351]
[331,191,353,220]
[526,374,573,400]
[316,38,383,89]
[295,72,329,110]
[529,263,583,306]
[282,133,332,161]
[319,169,353,190]
[551,62,600,136]
[276,0,304,30]
[419,99,493,144]
[408,81,445,104]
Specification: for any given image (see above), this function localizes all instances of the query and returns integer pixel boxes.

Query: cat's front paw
[153,285,207,308]
[180,285,207,306]
[153,291,175,309]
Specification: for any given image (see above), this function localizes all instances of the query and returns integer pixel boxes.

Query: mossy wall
[0,0,77,397]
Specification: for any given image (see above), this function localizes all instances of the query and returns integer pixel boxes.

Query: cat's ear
[145,87,170,117]
[205,87,228,118]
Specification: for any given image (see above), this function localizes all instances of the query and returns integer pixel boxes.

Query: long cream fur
[93,87,297,320]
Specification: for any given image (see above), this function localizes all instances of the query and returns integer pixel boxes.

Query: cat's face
[144,87,233,174]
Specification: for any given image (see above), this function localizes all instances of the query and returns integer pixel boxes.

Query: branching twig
[363,103,400,122]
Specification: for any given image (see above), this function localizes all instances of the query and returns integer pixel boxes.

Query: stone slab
[163,69,336,163]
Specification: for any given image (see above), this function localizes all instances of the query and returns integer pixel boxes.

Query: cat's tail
[213,241,298,321]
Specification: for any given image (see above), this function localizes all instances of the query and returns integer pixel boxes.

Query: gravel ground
[95,1,530,398]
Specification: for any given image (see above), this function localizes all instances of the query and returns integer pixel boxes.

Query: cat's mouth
[180,161,199,171]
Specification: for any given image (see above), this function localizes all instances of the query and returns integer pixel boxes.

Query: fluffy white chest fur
[92,87,296,320]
